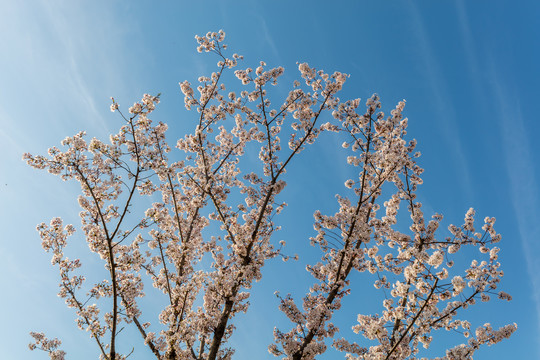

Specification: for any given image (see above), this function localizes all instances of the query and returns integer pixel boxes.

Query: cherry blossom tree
[25,31,516,360]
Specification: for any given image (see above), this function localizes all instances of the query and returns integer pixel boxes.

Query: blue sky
[1,1,539,359]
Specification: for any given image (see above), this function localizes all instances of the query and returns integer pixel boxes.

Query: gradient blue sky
[1,1,539,359]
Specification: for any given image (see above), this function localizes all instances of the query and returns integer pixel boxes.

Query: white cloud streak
[490,65,540,353]
[407,3,473,199]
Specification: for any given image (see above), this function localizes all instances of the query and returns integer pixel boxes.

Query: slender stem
[132,316,161,359]
[385,278,439,360]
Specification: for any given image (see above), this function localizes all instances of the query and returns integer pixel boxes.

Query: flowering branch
[25,30,515,360]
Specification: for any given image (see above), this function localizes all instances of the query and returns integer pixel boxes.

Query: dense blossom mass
[25,31,515,360]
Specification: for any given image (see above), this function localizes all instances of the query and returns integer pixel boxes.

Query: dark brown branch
[385,278,439,360]
[132,316,161,359]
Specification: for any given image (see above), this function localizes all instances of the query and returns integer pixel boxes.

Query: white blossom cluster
[25,30,514,360]
[268,97,515,359]
[28,332,66,360]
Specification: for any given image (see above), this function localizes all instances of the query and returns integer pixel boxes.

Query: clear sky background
[1,1,539,359]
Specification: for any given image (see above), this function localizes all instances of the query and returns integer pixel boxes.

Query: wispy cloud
[490,64,540,351]
[455,1,484,105]
[456,5,539,347]
[408,3,473,200]
[66,54,113,134]
[258,17,282,65]
[455,0,479,84]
